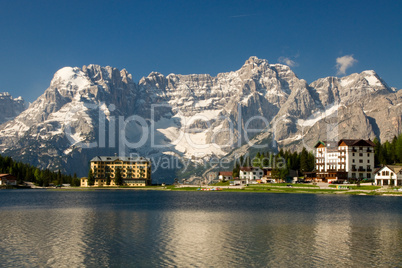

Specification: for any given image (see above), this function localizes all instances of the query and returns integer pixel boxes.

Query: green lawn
[210,181,230,186]
[249,183,319,188]
[328,185,380,190]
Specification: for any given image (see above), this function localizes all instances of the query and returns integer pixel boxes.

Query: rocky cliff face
[0,92,26,124]
[0,57,400,180]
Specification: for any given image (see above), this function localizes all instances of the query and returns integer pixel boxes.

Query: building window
[352,173,356,178]
[367,173,371,178]
[359,159,363,163]
[353,153,355,156]
[367,160,370,163]
[359,153,363,157]
[353,159,355,163]
[367,153,370,157]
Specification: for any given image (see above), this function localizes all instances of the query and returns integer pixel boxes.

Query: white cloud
[278,56,298,67]
[336,55,357,75]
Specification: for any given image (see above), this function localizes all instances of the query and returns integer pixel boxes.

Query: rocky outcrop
[0,92,26,124]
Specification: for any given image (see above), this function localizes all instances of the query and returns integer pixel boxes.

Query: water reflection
[0,208,90,267]
[0,191,401,267]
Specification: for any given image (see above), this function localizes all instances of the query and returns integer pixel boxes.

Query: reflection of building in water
[155,211,232,266]
[0,208,91,267]
[312,198,352,265]
[348,209,402,266]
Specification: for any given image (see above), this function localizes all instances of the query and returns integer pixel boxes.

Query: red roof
[338,139,375,147]
[0,174,17,180]
[0,174,16,178]
[315,139,375,148]
[219,171,233,176]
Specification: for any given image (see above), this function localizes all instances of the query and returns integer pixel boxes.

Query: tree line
[373,135,402,166]
[0,154,80,186]
[232,147,315,180]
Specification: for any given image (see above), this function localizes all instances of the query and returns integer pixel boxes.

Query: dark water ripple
[0,190,401,267]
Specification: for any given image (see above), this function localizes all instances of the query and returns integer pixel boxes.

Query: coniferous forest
[373,136,402,166]
[0,154,80,186]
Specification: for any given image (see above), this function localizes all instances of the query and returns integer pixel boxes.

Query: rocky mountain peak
[244,56,267,65]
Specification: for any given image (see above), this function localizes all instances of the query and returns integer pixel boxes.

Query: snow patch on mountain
[297,103,342,127]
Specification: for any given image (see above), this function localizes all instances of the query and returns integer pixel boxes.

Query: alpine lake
[0,189,401,267]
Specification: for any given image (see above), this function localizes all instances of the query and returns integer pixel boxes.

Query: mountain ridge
[0,57,400,180]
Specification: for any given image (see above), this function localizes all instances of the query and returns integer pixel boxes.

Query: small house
[0,174,17,186]
[239,167,264,183]
[218,171,233,182]
[374,165,402,186]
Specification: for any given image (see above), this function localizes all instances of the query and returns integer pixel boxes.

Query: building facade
[374,165,402,186]
[315,139,375,182]
[81,156,152,187]
[0,174,17,186]
[239,167,264,183]
[218,171,233,181]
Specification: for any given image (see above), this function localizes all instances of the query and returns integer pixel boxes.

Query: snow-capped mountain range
[0,57,401,180]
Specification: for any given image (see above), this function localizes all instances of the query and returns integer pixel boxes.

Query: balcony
[358,168,366,172]
[367,148,372,153]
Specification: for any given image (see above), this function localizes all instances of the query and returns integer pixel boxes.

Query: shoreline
[7,184,402,196]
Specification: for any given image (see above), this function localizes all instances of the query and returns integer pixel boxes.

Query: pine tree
[88,169,94,186]
[373,137,381,166]
[72,173,79,186]
[391,136,398,163]
[300,147,309,173]
[396,134,402,163]
[114,168,123,186]
[57,170,63,186]
[232,162,240,179]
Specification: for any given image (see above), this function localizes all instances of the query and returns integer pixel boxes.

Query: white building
[218,171,233,181]
[374,165,402,186]
[239,167,264,184]
[315,139,375,182]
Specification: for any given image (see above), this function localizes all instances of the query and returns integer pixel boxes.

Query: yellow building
[81,156,151,187]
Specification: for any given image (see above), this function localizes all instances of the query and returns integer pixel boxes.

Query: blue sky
[1,0,401,102]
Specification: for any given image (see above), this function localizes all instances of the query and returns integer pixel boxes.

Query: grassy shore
[45,184,402,196]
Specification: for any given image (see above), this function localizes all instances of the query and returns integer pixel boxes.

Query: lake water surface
[0,190,401,267]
